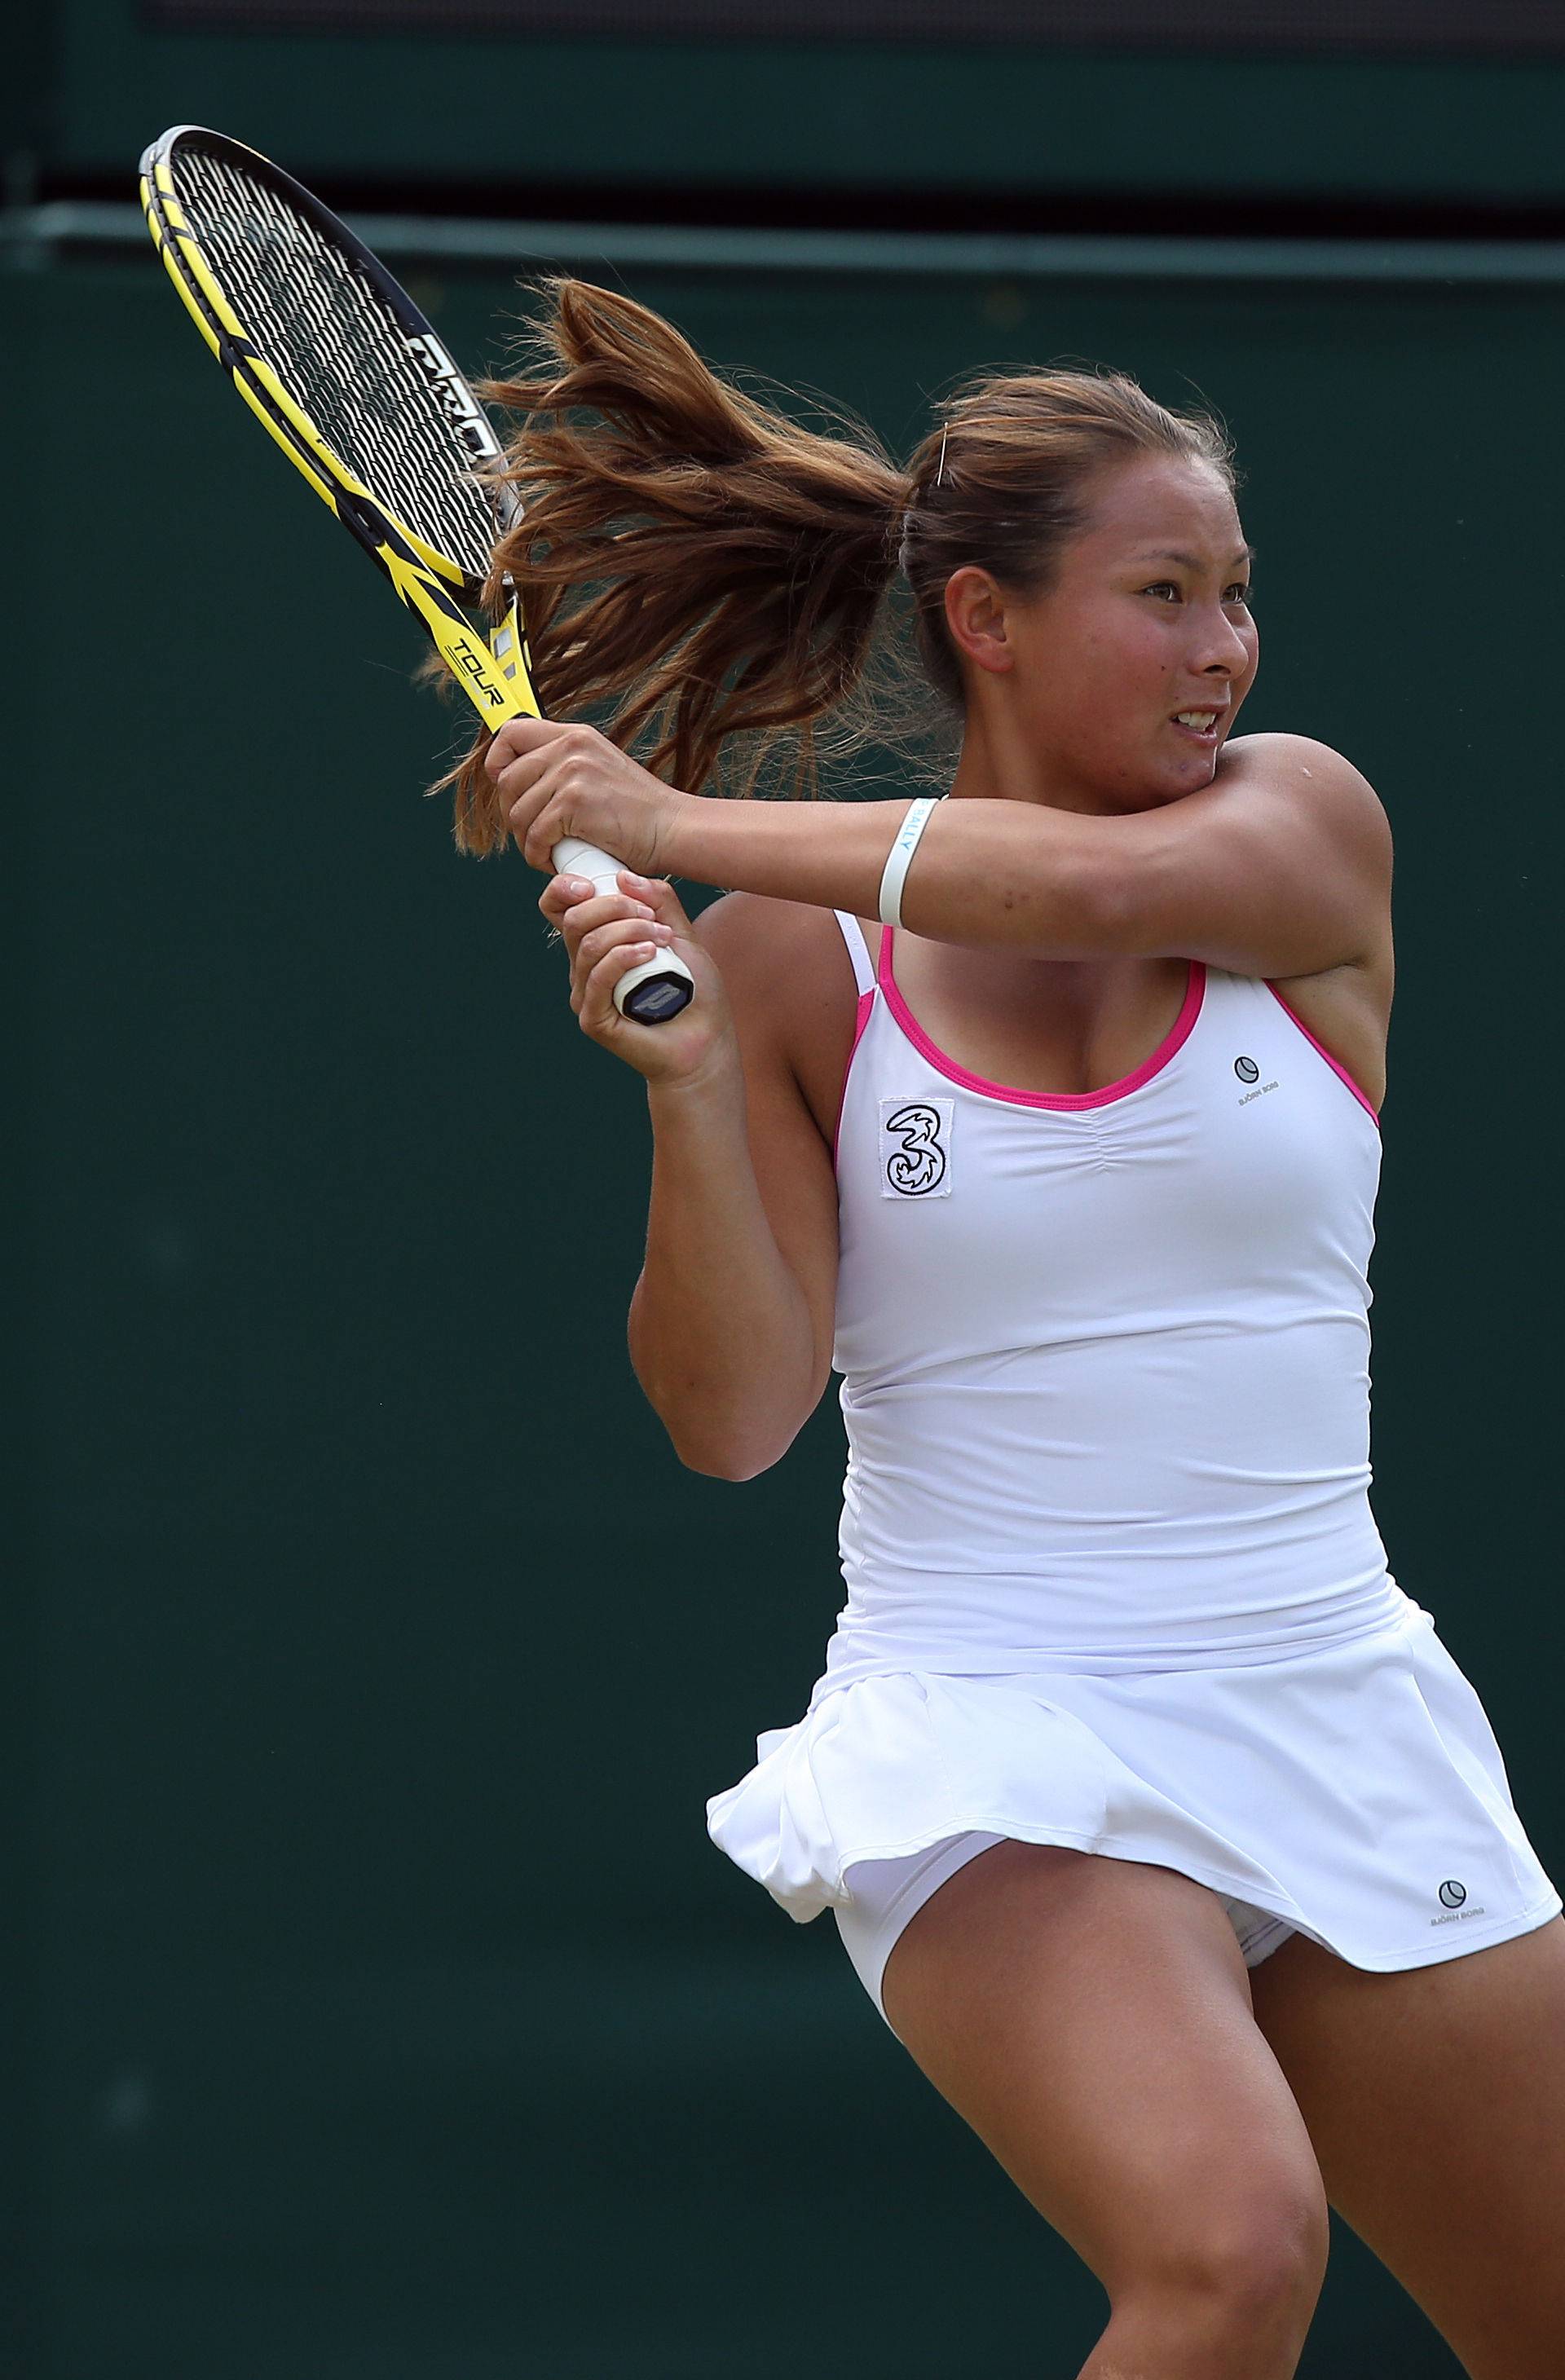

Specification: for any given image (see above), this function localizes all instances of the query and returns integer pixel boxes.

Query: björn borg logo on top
[1235,1055,1280,1107]
[880,1098,954,1198]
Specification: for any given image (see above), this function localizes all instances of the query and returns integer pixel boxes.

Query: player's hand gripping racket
[139,124,695,1025]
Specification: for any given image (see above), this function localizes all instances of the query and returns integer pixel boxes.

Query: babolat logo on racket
[405,334,504,459]
[880,1099,954,1198]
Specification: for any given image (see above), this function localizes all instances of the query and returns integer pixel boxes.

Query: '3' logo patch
[880,1098,954,1197]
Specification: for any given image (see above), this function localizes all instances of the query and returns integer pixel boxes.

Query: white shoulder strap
[833,909,876,998]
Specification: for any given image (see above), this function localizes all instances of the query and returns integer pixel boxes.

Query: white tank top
[817,912,1408,1703]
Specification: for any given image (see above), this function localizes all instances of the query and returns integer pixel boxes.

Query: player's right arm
[540,875,840,1479]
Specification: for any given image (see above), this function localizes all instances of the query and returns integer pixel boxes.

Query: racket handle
[551,838,696,1025]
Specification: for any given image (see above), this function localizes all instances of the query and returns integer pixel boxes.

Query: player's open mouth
[1170,710,1223,743]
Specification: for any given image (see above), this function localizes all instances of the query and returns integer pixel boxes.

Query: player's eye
[1140,580,1253,605]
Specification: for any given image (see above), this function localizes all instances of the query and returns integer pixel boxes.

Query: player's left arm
[1090,732,1393,979]
[497,721,1390,981]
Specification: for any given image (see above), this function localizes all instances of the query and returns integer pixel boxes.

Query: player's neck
[948,711,1127,820]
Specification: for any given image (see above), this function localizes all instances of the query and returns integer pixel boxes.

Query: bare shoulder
[1219,733,1392,864]
[688,888,857,1022]
[1219,735,1395,1110]
[690,885,843,970]
[1215,730,1394,974]
[688,890,862,1144]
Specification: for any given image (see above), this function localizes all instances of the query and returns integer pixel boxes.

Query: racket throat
[332,487,534,725]
[489,595,539,710]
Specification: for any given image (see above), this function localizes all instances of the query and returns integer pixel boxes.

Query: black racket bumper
[624,972,695,1025]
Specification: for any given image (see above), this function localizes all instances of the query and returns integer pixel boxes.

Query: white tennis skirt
[706,1595,1561,1983]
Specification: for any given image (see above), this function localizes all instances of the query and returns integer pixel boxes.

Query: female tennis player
[466,283,1564,2378]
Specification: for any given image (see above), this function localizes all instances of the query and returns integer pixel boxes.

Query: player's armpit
[1092,734,1393,979]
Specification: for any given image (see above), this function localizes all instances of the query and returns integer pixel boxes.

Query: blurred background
[4,5,1563,2374]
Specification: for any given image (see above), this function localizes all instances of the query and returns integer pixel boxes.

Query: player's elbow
[669,1422,796,1482]
[655,1373,820,1478]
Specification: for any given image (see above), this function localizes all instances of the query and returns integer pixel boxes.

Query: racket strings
[173,147,505,580]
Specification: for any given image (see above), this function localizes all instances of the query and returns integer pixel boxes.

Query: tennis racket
[139,123,695,1026]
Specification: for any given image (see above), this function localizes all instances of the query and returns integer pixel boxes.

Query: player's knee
[1140,2174,1329,2333]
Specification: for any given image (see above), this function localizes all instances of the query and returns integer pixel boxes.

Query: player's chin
[1157,734,1223,792]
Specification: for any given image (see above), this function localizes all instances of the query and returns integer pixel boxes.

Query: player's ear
[943,566,1015,677]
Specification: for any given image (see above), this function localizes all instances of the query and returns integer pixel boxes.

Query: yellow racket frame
[138,124,697,1020]
[139,137,538,730]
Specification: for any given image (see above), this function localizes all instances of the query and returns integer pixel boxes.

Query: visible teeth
[1175,712,1218,729]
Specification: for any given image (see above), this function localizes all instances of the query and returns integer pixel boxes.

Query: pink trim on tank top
[877,927,1206,1112]
[833,986,879,1171]
[1264,983,1381,1129]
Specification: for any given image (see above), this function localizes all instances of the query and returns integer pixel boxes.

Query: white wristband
[878,796,944,928]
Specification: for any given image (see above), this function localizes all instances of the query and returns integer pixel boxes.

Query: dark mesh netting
[170,142,511,580]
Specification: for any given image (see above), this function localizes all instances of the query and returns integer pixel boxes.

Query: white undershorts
[835,1828,1297,2032]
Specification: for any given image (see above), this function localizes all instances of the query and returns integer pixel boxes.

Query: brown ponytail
[443,281,1237,855]
[447,279,908,854]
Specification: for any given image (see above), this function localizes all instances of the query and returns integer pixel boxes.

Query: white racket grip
[550,837,696,1025]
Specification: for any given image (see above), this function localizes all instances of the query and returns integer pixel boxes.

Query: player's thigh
[1249,1915,1565,2378]
[881,1840,1330,2301]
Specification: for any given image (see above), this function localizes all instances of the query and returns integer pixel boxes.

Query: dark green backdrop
[6,232,1561,2377]
[13,0,1565,208]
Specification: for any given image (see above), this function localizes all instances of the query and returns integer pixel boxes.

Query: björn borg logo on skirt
[880,1098,954,1198]
[1431,1877,1485,1927]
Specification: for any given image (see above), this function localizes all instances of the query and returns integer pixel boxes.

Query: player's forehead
[1068,454,1247,572]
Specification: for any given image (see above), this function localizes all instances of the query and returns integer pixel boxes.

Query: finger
[579,937,659,1034]
[484,715,571,780]
[557,896,658,960]
[499,750,559,831]
[508,768,582,866]
[498,734,593,830]
[567,915,668,1011]
[614,873,696,937]
[522,796,576,875]
[571,915,672,994]
[538,872,603,925]
[496,716,606,803]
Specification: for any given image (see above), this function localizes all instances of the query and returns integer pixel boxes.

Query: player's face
[998,454,1259,811]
